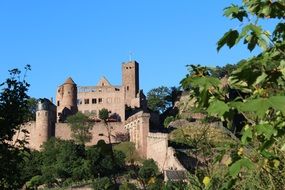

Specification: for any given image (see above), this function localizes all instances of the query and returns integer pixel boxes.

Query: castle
[15,60,186,178]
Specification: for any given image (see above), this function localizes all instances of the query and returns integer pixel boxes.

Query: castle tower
[56,77,78,122]
[35,99,56,149]
[122,61,139,107]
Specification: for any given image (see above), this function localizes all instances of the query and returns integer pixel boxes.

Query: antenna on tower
[129,51,133,61]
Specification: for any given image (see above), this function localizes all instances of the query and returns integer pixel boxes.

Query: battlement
[78,86,122,93]
[147,132,168,139]
[125,111,150,124]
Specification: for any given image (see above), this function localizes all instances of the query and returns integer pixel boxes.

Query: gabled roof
[64,77,76,85]
[96,76,112,87]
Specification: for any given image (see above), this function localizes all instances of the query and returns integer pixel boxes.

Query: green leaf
[247,34,258,51]
[269,96,285,115]
[207,100,229,117]
[217,30,239,51]
[229,158,255,177]
[224,4,239,17]
[241,125,252,145]
[190,76,220,89]
[256,124,277,140]
[224,4,248,21]
[253,72,267,86]
[260,149,275,159]
[233,96,285,118]
[278,60,285,77]
[261,5,271,17]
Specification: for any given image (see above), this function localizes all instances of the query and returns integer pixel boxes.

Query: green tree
[99,108,113,144]
[138,159,160,190]
[67,112,93,145]
[19,150,43,187]
[92,177,115,190]
[87,140,125,185]
[25,97,38,121]
[180,0,285,189]
[147,86,172,113]
[119,182,138,190]
[40,138,90,187]
[114,142,140,164]
[0,65,31,189]
[163,116,175,128]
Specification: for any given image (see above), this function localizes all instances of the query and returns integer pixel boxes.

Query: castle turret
[35,98,56,149]
[56,77,78,122]
[122,61,139,107]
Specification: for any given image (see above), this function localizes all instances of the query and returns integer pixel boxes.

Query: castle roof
[96,76,112,87]
[64,77,76,85]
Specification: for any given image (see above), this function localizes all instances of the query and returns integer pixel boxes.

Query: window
[98,98,103,103]
[57,101,60,106]
[115,88,120,91]
[84,99,90,104]
[127,86,129,91]
[92,98,97,104]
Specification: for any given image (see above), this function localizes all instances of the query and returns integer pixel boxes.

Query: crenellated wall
[146,132,168,169]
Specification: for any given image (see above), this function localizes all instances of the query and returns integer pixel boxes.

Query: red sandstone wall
[147,133,168,170]
[55,122,127,145]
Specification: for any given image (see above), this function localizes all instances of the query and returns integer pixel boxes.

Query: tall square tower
[122,61,139,107]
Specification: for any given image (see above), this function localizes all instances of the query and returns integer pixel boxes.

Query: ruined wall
[77,86,125,122]
[125,111,149,157]
[55,122,127,146]
[164,147,186,171]
[146,132,169,169]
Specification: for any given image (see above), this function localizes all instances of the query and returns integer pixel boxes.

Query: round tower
[35,99,50,149]
[56,77,78,122]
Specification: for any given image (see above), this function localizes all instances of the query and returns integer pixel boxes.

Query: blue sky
[0,1,267,100]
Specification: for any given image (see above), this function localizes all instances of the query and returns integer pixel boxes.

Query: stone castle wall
[146,132,169,169]
[14,121,127,150]
[55,122,127,145]
[77,86,125,122]
[125,111,149,157]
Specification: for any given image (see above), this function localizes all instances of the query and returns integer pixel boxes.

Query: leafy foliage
[0,65,31,189]
[99,108,109,121]
[147,86,177,113]
[67,112,93,145]
[138,159,159,184]
[180,0,285,189]
[114,142,140,164]
[163,116,175,127]
[40,138,90,187]
[92,177,115,190]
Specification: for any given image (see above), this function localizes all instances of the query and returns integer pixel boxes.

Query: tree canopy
[67,112,93,145]
[0,65,31,189]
